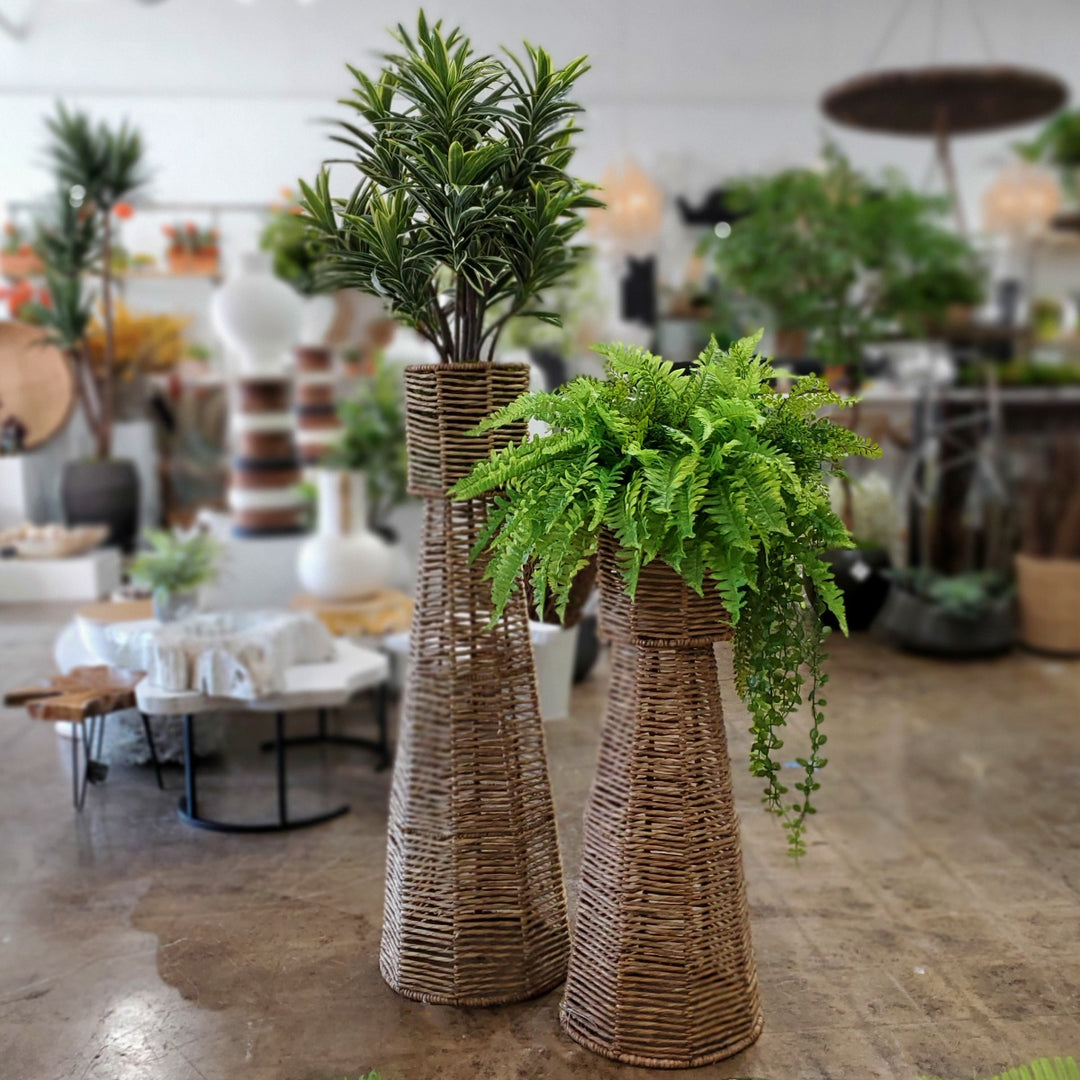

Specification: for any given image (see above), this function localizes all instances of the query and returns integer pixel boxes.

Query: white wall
[3,0,1079,226]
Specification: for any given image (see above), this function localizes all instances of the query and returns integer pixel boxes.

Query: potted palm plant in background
[38,105,147,551]
[300,13,599,1006]
[454,334,877,1066]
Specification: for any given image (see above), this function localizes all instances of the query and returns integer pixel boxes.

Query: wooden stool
[4,666,162,810]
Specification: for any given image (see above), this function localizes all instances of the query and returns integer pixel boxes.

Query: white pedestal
[0,548,122,602]
[0,456,35,528]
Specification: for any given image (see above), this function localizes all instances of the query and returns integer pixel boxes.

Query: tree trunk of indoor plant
[380,362,569,1005]
[560,538,763,1067]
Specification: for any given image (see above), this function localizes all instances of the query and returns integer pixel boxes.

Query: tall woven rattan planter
[380,362,570,1006]
[560,541,763,1067]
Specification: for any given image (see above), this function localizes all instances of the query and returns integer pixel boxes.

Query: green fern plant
[922,1057,1079,1080]
[299,11,600,364]
[452,333,879,855]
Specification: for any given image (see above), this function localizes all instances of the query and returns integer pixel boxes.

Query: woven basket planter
[1016,553,1080,656]
[560,540,763,1067]
[380,362,569,1006]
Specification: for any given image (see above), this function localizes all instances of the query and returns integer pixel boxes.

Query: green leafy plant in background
[299,11,601,364]
[707,145,984,382]
[958,357,1080,388]
[42,103,147,458]
[453,333,879,854]
[888,568,1014,619]
[922,1056,1079,1080]
[1018,108,1080,199]
[130,529,221,595]
[321,356,409,531]
[260,196,326,297]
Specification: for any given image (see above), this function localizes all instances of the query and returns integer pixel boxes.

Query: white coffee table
[136,639,390,833]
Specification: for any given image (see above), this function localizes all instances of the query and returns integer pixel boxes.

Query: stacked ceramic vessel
[294,346,341,467]
[228,377,304,536]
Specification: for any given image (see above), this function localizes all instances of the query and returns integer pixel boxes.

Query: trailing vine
[452,333,879,855]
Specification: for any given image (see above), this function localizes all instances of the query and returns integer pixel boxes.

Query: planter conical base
[560,546,762,1066]
[380,363,569,1006]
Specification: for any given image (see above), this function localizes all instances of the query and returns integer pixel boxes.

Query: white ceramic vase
[211,252,303,375]
[297,469,391,600]
[299,294,337,347]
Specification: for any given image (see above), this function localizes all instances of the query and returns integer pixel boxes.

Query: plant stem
[99,210,115,459]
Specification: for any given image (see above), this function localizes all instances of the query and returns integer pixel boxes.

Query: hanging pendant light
[589,158,664,257]
[982,161,1062,236]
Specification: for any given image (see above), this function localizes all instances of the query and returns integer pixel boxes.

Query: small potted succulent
[163,222,220,275]
[1,221,44,277]
[454,333,878,1066]
[130,527,221,623]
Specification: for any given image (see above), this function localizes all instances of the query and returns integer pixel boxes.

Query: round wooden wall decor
[0,320,77,450]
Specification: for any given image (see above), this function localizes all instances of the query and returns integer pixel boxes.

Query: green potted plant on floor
[299,12,599,1006]
[40,105,147,551]
[453,333,878,1066]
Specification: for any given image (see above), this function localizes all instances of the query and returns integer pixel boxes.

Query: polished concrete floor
[1,603,1078,1080]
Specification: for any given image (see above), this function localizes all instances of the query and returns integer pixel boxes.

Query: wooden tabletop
[4,666,144,721]
[76,599,155,625]
[291,589,413,637]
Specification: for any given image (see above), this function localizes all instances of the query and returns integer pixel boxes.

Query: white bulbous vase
[299,293,338,347]
[211,252,304,375]
[297,469,392,600]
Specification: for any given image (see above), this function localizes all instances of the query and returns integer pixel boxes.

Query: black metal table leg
[258,686,393,770]
[181,713,198,820]
[177,710,349,834]
[276,712,288,826]
[71,721,84,811]
[374,682,390,771]
[140,712,165,790]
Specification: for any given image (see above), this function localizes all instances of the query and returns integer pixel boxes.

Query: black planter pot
[822,547,892,632]
[880,587,1015,658]
[62,459,141,553]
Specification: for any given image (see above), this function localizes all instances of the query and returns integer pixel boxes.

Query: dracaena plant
[452,334,880,854]
[42,104,146,458]
[299,11,600,364]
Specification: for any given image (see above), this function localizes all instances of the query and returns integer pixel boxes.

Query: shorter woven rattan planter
[1016,553,1080,656]
[380,362,570,1007]
[560,540,763,1068]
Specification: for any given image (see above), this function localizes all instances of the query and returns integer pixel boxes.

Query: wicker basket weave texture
[404,363,528,496]
[560,541,762,1067]
[381,363,569,1006]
